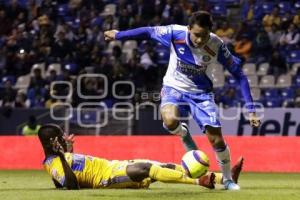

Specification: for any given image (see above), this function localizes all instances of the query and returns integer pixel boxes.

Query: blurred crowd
[0,0,299,111]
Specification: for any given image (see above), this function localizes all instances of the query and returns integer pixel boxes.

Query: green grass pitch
[0,171,300,200]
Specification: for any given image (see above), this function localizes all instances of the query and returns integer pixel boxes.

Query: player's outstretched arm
[217,44,261,127]
[105,27,153,41]
[104,26,172,47]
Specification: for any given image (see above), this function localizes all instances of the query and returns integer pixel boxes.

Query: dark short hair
[38,124,63,146]
[188,11,213,30]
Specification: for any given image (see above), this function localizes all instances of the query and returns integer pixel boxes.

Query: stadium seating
[280,88,295,99]
[57,4,69,17]
[278,1,291,15]
[243,63,256,75]
[264,98,282,108]
[122,40,138,59]
[106,40,122,54]
[295,1,300,10]
[250,87,261,101]
[287,50,300,64]
[1,76,16,86]
[263,88,278,99]
[247,75,258,87]
[31,63,46,78]
[156,49,170,65]
[293,75,300,87]
[211,4,227,17]
[261,2,274,14]
[290,63,300,76]
[0,0,299,110]
[15,74,31,91]
[276,74,292,88]
[64,63,78,74]
[257,63,269,76]
[46,64,61,77]
[123,40,138,52]
[101,4,117,16]
[259,75,275,88]
[84,66,95,73]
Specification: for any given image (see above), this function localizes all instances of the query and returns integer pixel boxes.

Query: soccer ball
[181,150,210,178]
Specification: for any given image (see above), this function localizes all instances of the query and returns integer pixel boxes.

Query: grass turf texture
[0,171,300,200]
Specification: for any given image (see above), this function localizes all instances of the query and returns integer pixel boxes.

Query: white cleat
[224,180,240,190]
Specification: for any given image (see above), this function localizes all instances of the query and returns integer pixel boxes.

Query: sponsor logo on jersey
[176,60,207,77]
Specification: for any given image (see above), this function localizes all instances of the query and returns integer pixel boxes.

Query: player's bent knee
[127,163,152,182]
[163,119,179,130]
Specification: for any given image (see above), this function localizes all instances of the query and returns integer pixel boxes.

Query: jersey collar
[186,32,211,49]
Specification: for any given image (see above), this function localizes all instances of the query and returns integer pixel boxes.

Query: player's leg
[205,126,239,190]
[161,104,198,151]
[126,162,215,188]
[160,86,198,152]
[214,157,244,185]
[188,93,239,190]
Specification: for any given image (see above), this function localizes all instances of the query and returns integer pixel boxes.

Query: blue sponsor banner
[189,108,300,136]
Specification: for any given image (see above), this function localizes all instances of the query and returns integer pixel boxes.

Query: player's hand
[249,112,261,127]
[50,137,65,155]
[104,30,119,41]
[63,134,74,153]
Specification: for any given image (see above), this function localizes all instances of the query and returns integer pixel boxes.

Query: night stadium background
[0,0,299,200]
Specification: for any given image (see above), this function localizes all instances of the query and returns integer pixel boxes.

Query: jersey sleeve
[217,43,255,113]
[115,25,172,47]
[49,157,66,186]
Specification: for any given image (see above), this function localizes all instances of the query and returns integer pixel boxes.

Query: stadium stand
[0,0,299,110]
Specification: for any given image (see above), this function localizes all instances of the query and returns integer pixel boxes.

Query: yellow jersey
[43,153,152,189]
[43,153,111,188]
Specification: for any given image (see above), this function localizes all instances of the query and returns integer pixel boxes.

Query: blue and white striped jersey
[116,25,254,112]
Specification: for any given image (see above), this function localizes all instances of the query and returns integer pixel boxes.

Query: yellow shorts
[99,160,151,189]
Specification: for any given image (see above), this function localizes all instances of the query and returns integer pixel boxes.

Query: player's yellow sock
[215,172,223,184]
[149,164,196,184]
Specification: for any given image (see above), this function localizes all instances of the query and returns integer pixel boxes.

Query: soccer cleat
[224,179,240,190]
[232,157,244,184]
[198,172,215,189]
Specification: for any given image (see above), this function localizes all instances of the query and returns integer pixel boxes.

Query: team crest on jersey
[202,55,211,62]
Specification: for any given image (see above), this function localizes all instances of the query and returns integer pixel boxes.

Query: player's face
[188,24,210,48]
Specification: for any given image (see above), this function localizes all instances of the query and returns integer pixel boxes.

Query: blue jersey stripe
[71,154,85,172]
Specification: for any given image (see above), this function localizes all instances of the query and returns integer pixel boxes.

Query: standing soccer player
[104,11,261,190]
